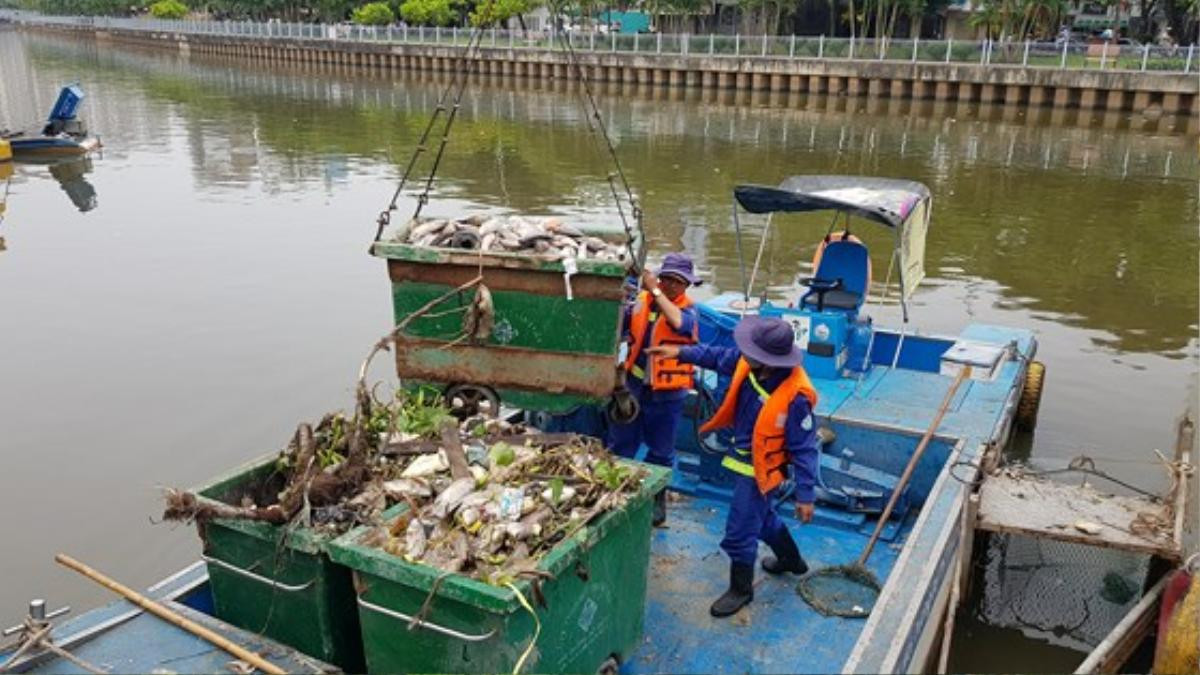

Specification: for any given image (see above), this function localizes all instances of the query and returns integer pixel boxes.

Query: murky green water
[1,31,1196,670]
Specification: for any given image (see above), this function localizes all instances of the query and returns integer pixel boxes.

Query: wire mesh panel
[974,533,1150,651]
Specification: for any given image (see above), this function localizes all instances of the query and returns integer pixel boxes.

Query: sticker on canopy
[784,315,811,350]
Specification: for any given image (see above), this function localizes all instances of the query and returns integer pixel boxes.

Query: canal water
[1,30,1196,670]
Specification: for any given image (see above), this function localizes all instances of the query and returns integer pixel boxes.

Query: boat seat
[802,289,861,310]
[800,236,871,314]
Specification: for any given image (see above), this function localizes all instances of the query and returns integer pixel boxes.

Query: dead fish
[404,518,427,559]
[504,520,541,541]
[480,233,497,251]
[409,219,447,240]
[583,236,609,252]
[554,223,585,238]
[401,451,449,478]
[459,214,488,226]
[479,218,505,237]
[462,284,494,343]
[347,482,387,513]
[519,233,553,248]
[382,478,433,500]
[431,477,477,520]
[459,486,500,512]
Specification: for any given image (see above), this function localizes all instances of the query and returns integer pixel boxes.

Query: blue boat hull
[7,135,100,157]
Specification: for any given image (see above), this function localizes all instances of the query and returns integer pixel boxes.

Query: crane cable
[548,4,645,272]
[373,18,490,242]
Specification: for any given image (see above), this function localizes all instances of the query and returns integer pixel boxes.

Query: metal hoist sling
[372,2,646,273]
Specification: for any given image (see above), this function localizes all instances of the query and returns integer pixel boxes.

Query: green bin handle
[201,554,315,593]
[356,595,497,642]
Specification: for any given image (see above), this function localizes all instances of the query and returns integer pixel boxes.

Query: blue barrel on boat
[48,85,84,121]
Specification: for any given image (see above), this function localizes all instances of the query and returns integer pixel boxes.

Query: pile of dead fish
[400,214,630,262]
[358,432,646,585]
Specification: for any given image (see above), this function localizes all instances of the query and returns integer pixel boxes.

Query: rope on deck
[0,617,107,674]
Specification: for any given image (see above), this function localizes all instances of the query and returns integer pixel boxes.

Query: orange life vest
[623,290,697,392]
[699,358,818,494]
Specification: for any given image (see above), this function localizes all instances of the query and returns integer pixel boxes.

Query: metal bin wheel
[444,383,500,419]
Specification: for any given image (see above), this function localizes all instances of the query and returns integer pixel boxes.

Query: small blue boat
[2,85,101,159]
[2,176,1043,673]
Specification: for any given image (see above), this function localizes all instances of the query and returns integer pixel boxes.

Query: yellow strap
[722,454,755,477]
[505,582,540,675]
[746,370,770,402]
[630,364,646,380]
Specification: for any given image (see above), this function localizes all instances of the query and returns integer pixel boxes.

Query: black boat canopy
[733,175,931,229]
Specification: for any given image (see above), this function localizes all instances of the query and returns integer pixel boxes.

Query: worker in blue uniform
[649,316,819,617]
[609,252,700,527]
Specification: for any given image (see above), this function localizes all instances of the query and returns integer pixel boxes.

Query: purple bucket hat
[733,316,804,369]
[656,252,700,285]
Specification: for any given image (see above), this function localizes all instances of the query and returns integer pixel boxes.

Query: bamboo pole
[858,366,971,566]
[54,554,286,675]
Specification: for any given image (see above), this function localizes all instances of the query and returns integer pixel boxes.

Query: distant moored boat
[2,84,101,158]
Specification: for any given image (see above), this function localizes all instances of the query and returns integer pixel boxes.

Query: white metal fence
[2,10,1194,74]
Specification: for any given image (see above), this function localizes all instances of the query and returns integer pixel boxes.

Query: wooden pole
[858,366,971,566]
[54,554,286,675]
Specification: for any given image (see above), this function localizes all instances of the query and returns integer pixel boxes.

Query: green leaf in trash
[550,478,564,504]
[594,460,631,490]
[490,442,516,467]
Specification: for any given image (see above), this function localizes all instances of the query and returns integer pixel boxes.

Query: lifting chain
[547,3,645,273]
[373,23,490,242]
[375,3,648,277]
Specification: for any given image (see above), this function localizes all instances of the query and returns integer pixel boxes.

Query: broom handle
[54,554,287,675]
[856,366,971,567]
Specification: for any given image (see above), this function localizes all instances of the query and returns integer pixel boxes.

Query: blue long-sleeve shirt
[622,299,698,403]
[678,344,820,503]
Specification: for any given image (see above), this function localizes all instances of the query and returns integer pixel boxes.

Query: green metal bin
[195,454,365,672]
[328,462,670,674]
[370,222,635,414]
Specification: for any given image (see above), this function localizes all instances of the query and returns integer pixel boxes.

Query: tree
[149,0,189,17]
[469,0,537,27]
[352,0,394,23]
[399,0,457,25]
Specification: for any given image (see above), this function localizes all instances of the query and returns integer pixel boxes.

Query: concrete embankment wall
[27,24,1200,117]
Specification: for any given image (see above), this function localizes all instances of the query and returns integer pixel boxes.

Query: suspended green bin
[370,220,636,414]
[328,461,670,674]
[194,454,365,672]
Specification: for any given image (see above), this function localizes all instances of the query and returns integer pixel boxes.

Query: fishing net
[797,564,882,618]
[974,533,1149,650]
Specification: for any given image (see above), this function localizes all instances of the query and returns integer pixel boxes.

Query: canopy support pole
[732,201,750,315]
[745,213,774,306]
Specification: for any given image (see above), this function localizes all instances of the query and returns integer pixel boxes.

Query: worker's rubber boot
[761,528,808,575]
[652,490,667,527]
[709,563,754,617]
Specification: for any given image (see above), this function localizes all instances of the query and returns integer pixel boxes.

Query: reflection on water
[47,157,98,212]
[0,31,1196,669]
[0,157,97,252]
